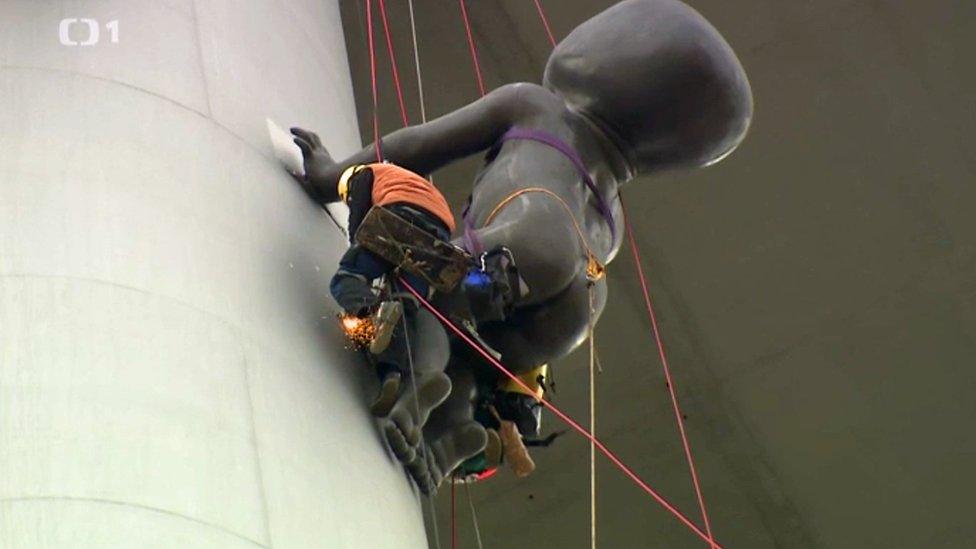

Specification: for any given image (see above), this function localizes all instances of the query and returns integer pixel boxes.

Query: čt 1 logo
[59,19,119,46]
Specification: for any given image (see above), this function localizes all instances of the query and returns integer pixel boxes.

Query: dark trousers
[330,203,451,376]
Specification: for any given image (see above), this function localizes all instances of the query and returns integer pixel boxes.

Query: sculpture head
[543,0,753,175]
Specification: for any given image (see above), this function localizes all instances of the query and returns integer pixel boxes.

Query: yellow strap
[483,187,606,282]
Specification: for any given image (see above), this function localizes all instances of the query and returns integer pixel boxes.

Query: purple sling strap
[462,127,617,255]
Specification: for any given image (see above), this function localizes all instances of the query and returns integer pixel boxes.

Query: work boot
[370,371,401,417]
[370,300,403,355]
[384,372,452,464]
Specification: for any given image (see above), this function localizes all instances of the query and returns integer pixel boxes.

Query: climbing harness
[495,127,617,240]
[461,127,617,284]
[462,246,526,323]
[480,186,607,283]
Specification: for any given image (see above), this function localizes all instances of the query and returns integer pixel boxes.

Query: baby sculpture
[291,0,752,493]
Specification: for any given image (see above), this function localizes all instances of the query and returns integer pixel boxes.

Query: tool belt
[355,205,471,292]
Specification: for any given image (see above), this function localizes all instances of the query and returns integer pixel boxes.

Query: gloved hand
[350,305,372,318]
[290,127,336,202]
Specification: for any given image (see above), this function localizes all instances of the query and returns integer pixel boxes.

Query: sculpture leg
[382,304,452,465]
[412,358,489,493]
[383,372,451,464]
[458,204,583,309]
[479,274,608,372]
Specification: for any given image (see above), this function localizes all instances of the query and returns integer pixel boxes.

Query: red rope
[365,0,383,160]
[622,204,717,548]
[528,1,715,543]
[457,0,486,96]
[533,0,558,48]
[398,277,722,548]
[371,2,717,545]
[377,0,410,127]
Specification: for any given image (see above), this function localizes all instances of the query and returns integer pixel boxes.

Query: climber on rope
[288,0,752,495]
[451,363,564,484]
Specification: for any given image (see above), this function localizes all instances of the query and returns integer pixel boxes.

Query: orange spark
[339,313,376,348]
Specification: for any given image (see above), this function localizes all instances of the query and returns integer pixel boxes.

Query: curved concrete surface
[0,1,426,547]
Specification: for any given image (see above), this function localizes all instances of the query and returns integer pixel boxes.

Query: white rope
[464,482,485,549]
[406,0,429,124]
[398,290,441,549]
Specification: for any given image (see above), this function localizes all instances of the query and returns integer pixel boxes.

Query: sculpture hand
[290,127,335,201]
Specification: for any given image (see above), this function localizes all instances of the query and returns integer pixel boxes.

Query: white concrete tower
[0,1,427,547]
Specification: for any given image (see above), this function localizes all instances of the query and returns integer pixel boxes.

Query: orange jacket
[367,163,455,232]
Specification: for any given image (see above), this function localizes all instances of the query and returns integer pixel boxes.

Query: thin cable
[406,0,429,124]
[365,0,383,160]
[533,0,558,48]
[464,483,485,549]
[588,285,598,549]
[450,479,457,549]
[622,201,717,548]
[398,276,723,548]
[368,5,440,543]
[531,2,717,538]
[377,0,410,126]
[457,0,486,96]
[397,289,444,549]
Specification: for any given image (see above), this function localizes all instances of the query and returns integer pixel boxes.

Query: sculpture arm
[293,83,530,203]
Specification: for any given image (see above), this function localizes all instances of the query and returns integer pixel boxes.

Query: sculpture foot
[383,372,451,463]
[407,450,437,496]
[427,421,489,490]
[370,371,401,418]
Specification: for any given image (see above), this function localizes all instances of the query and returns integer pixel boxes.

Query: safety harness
[462,127,614,283]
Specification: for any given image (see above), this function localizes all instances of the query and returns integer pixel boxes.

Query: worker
[290,140,458,430]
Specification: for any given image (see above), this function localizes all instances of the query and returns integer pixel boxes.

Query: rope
[398,276,723,548]
[365,4,443,547]
[622,201,717,548]
[365,0,383,160]
[482,187,605,281]
[457,0,486,96]
[366,3,719,545]
[397,287,445,549]
[588,284,598,549]
[464,482,485,549]
[525,2,716,543]
[532,0,558,48]
[406,0,429,124]
[377,0,410,126]
[451,478,457,549]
